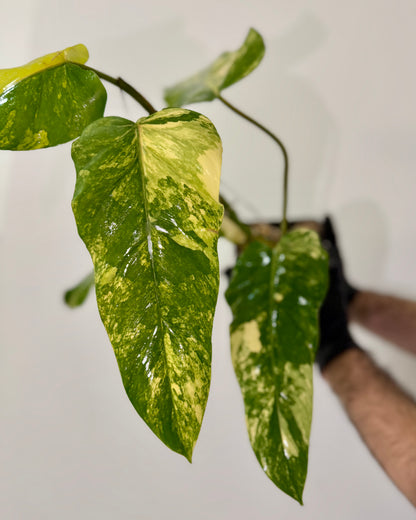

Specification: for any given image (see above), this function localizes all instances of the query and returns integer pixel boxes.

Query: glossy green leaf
[0,44,106,150]
[164,28,265,107]
[225,230,328,503]
[64,271,95,308]
[71,108,223,460]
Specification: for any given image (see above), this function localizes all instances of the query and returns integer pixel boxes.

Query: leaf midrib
[134,122,182,442]
[266,244,296,486]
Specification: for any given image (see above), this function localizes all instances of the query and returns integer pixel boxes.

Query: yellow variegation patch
[0,44,88,94]
[137,109,222,203]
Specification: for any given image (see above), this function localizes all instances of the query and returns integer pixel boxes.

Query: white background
[1,1,416,518]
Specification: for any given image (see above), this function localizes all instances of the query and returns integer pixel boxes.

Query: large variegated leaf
[164,28,265,107]
[0,44,106,150]
[71,108,223,460]
[225,230,328,503]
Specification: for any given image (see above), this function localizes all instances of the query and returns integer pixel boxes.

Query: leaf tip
[63,43,89,65]
[184,451,193,464]
[294,491,304,506]
[285,479,305,505]
[63,290,76,308]
[174,441,194,463]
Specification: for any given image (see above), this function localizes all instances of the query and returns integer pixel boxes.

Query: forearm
[349,291,416,355]
[323,348,416,507]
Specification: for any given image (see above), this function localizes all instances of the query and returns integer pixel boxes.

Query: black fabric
[316,217,360,371]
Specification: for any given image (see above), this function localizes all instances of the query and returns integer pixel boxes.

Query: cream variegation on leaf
[71,108,223,460]
[226,230,328,503]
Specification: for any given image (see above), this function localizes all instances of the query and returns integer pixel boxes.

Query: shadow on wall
[335,200,388,288]
[80,20,209,114]
[250,13,338,220]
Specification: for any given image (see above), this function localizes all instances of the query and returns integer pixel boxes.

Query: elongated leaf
[225,230,328,503]
[64,271,95,308]
[72,108,223,460]
[0,44,106,150]
[164,28,265,107]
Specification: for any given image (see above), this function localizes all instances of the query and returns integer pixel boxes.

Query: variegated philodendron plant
[0,29,328,504]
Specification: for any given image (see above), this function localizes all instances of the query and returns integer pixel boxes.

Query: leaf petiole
[218,94,289,235]
[77,63,157,115]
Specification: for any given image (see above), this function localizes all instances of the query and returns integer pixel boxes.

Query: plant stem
[77,64,157,115]
[218,95,289,235]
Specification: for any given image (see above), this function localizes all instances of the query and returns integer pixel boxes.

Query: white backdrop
[1,1,416,518]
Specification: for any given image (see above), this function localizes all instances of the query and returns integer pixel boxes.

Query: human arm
[323,348,416,506]
[318,217,416,507]
[349,291,416,356]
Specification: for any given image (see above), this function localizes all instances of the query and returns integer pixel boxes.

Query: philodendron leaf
[0,44,106,150]
[64,271,95,308]
[164,28,265,107]
[225,230,328,503]
[72,108,223,461]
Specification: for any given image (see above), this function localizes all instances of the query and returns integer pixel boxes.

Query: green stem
[77,64,157,115]
[218,95,289,235]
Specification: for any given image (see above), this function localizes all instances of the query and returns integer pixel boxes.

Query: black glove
[316,217,359,371]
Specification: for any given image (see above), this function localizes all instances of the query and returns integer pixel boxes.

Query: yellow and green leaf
[225,230,328,503]
[71,108,223,460]
[0,44,106,150]
[164,28,265,107]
